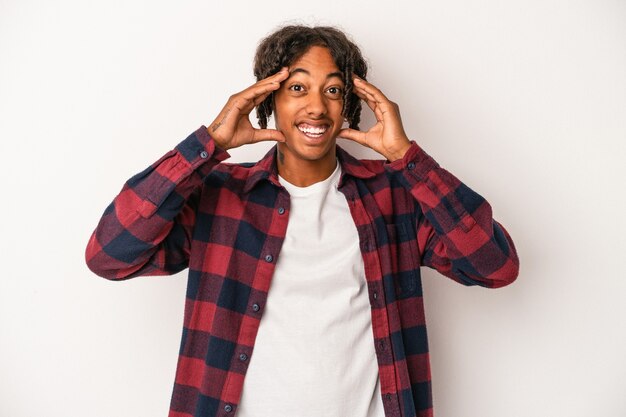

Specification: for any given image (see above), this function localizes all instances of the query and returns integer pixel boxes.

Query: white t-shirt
[236,161,385,417]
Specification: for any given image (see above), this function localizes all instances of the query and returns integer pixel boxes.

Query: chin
[281,137,337,162]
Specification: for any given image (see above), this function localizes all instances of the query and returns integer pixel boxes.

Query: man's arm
[340,76,519,288]
[85,68,290,280]
[85,127,229,280]
[390,142,519,288]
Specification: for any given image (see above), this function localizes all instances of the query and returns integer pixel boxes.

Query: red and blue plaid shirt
[86,125,519,417]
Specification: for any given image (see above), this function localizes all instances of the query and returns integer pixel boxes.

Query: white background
[1,1,624,416]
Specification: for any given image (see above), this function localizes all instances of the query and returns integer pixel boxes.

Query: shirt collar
[242,144,377,193]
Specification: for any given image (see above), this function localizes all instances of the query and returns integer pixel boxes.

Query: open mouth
[297,123,329,139]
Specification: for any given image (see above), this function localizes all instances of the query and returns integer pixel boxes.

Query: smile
[297,123,329,138]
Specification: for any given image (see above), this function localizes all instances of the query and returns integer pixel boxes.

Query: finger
[353,77,390,103]
[232,67,290,111]
[353,78,395,109]
[353,83,384,108]
[244,80,282,101]
[236,81,282,114]
[243,68,289,93]
[249,68,290,93]
[353,84,379,106]
[353,86,384,122]
[252,89,274,106]
[352,86,372,104]
[251,128,286,144]
[243,86,277,110]
[210,69,289,136]
[261,67,290,83]
[243,67,289,98]
[338,128,367,146]
[353,79,397,122]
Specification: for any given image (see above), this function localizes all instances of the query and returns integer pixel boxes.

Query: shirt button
[239,353,248,361]
[379,340,385,351]
[278,207,285,215]
[373,292,378,300]
[252,303,260,312]
[385,393,392,402]
[224,404,233,412]
[200,150,209,159]
[264,254,273,263]
[407,162,415,170]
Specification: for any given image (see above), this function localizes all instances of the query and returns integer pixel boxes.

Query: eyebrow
[288,68,344,82]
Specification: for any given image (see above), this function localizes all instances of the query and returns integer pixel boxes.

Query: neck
[276,146,338,187]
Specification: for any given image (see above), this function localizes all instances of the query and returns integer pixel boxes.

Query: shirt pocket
[386,222,421,299]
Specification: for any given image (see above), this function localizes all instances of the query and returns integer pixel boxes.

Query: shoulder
[355,158,387,175]
[204,159,270,195]
[206,160,253,181]
[336,145,389,180]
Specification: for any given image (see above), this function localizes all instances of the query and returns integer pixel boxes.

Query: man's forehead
[285,46,342,79]
[287,67,344,81]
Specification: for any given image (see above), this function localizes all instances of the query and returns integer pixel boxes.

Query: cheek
[330,102,345,125]
[273,97,296,127]
[274,109,288,130]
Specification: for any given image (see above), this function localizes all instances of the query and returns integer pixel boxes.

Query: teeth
[298,124,327,135]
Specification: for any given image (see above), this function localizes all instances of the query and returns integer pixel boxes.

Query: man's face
[273,46,345,164]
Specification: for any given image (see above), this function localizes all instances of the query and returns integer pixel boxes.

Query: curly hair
[253,25,368,130]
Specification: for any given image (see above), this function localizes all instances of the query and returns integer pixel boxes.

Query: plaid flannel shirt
[86,125,519,417]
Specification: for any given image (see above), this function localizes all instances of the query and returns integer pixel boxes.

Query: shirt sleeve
[85,126,230,280]
[386,141,520,288]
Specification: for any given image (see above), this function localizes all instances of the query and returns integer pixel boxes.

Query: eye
[288,84,305,92]
[327,86,343,95]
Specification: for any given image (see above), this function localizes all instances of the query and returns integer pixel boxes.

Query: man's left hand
[339,77,412,162]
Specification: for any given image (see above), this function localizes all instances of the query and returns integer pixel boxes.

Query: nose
[305,90,328,117]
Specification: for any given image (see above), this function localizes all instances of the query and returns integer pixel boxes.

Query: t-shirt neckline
[278,159,341,196]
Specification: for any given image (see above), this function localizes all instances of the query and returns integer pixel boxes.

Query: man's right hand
[208,67,289,150]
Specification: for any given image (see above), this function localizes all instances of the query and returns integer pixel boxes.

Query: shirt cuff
[384,140,439,179]
[175,125,231,169]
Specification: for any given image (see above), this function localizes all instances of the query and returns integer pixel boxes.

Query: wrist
[385,141,412,162]
[208,128,229,151]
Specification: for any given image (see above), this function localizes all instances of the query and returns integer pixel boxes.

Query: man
[86,25,519,417]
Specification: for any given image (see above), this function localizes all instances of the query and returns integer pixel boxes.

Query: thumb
[339,128,366,146]
[252,128,286,144]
